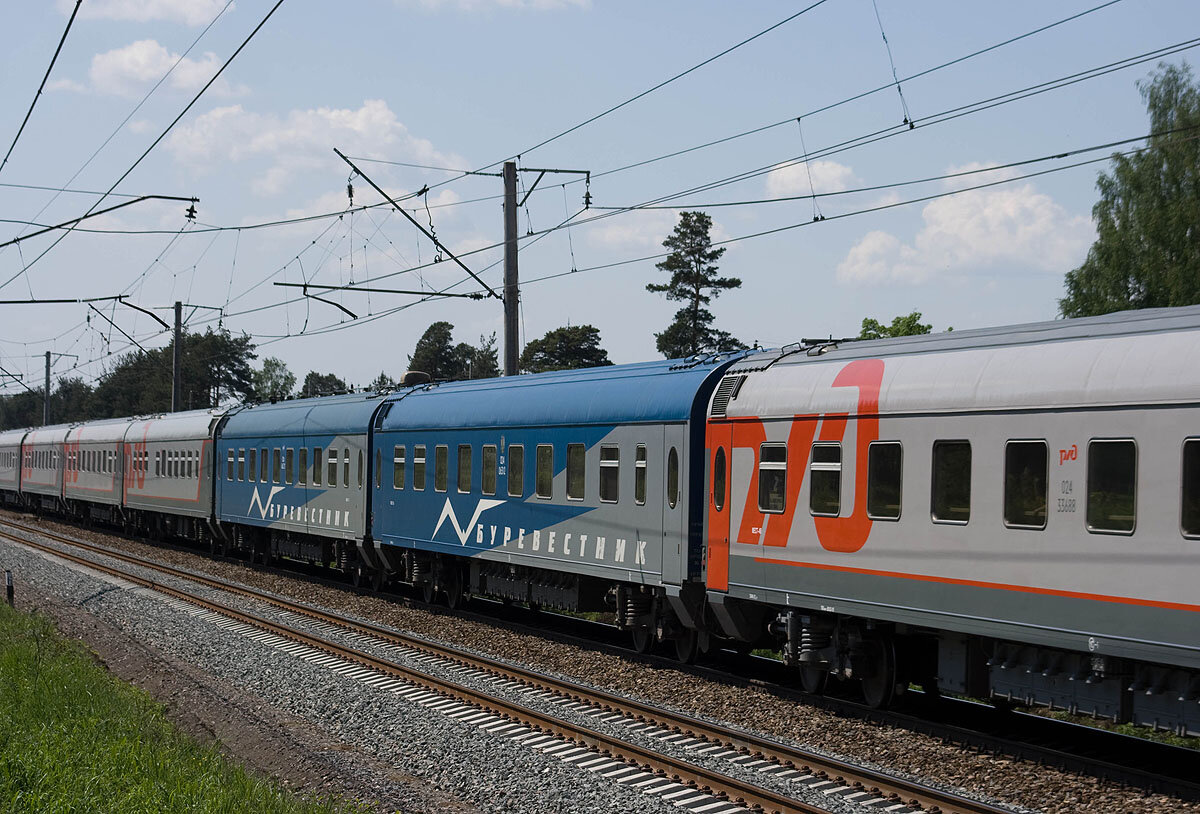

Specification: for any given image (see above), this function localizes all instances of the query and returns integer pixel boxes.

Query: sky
[0,0,1197,395]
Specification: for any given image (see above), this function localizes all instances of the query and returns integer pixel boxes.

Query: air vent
[709,374,745,418]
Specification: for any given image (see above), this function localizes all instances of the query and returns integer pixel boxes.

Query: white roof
[125,408,224,444]
[67,418,136,445]
[0,428,29,446]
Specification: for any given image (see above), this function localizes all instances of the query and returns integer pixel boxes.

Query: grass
[0,602,366,814]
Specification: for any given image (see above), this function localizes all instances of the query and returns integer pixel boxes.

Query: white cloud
[166,99,465,197]
[89,40,244,97]
[62,0,235,26]
[585,209,678,251]
[46,78,87,93]
[397,0,587,10]
[836,181,1093,285]
[766,159,857,197]
[127,119,153,134]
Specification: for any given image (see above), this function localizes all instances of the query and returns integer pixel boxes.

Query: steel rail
[0,518,1012,814]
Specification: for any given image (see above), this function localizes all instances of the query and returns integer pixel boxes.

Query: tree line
[3,64,1196,431]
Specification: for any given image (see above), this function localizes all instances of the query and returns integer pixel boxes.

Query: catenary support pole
[43,351,49,425]
[503,161,519,376]
[172,300,182,412]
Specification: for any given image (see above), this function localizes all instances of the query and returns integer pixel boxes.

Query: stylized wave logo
[248,485,286,519]
[432,498,505,545]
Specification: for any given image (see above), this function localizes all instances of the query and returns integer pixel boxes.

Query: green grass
[0,603,366,814]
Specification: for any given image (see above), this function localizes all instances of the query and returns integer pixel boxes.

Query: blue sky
[0,0,1196,393]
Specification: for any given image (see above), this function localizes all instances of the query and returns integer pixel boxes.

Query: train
[1,305,1198,735]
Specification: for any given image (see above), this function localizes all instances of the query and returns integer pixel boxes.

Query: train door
[660,424,687,585]
[706,421,732,592]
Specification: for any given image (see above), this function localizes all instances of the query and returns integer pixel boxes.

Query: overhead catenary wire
[0,0,288,294]
[0,0,83,179]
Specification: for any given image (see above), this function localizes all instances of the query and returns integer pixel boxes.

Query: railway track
[0,517,1021,814]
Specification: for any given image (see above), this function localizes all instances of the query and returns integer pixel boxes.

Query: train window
[227,449,235,481]
[375,449,382,489]
[1004,441,1047,529]
[357,450,363,489]
[932,441,971,523]
[260,448,268,483]
[435,445,448,492]
[536,445,553,499]
[567,444,585,501]
[393,446,406,490]
[286,448,295,485]
[1086,440,1137,534]
[482,445,497,496]
[667,447,679,509]
[458,444,473,493]
[507,445,523,497]
[154,451,160,477]
[188,452,195,480]
[273,448,282,484]
[1183,440,1200,537]
[414,445,426,490]
[809,444,841,516]
[343,449,351,489]
[759,444,788,514]
[299,448,308,485]
[599,446,619,503]
[328,449,337,488]
[867,442,902,520]
[313,448,323,486]
[247,449,257,482]
[635,445,647,505]
[713,447,726,512]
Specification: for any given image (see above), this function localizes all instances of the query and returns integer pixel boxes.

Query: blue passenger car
[215,392,387,565]
[369,356,739,655]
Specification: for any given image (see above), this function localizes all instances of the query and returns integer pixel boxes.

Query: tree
[647,211,744,357]
[859,311,933,340]
[409,322,500,380]
[253,357,296,402]
[520,325,613,373]
[299,371,347,398]
[368,371,395,391]
[1060,63,1200,317]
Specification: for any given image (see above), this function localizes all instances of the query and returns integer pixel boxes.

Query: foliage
[520,325,613,373]
[647,211,744,357]
[408,322,500,380]
[0,603,359,813]
[253,357,296,403]
[368,371,395,391]
[1060,63,1200,317]
[299,371,348,398]
[859,311,934,340]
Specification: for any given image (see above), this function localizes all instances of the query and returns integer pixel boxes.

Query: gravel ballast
[3,512,1196,814]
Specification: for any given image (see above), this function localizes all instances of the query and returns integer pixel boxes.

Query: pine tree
[520,325,613,373]
[647,211,743,357]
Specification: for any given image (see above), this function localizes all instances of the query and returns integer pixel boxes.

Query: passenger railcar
[0,428,26,507]
[19,424,71,511]
[214,393,381,566]
[123,409,223,542]
[63,418,132,523]
[369,357,737,657]
[702,306,1200,731]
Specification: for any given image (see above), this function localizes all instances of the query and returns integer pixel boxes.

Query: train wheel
[371,567,384,593]
[859,637,897,709]
[799,665,828,695]
[443,568,464,610]
[674,630,700,664]
[630,627,654,654]
[351,564,365,589]
[421,579,436,604]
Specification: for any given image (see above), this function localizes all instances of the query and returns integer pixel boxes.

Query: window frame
[866,441,903,521]
[566,443,586,501]
[931,439,972,525]
[237,448,245,482]
[457,444,473,493]
[247,448,257,482]
[1183,438,1200,539]
[666,447,680,509]
[634,444,647,506]
[1003,439,1048,530]
[1086,438,1138,536]
[413,445,426,491]
[507,444,523,497]
[299,448,308,485]
[312,447,323,487]
[758,443,788,514]
[713,446,726,512]
[535,444,553,499]
[599,445,619,504]
[226,449,235,481]
[393,445,406,490]
[808,442,842,517]
[434,444,448,492]
[482,444,497,496]
[343,448,351,489]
